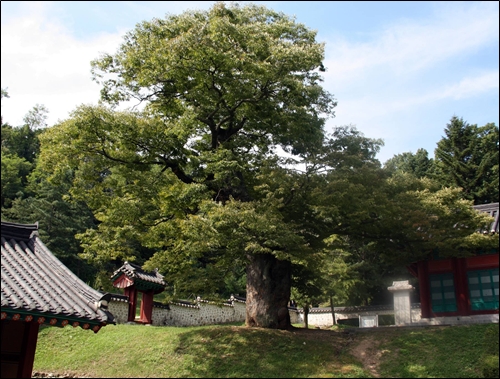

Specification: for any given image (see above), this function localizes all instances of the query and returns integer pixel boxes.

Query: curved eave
[1,307,114,333]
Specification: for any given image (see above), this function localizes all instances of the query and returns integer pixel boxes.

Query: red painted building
[408,203,499,318]
[111,261,166,324]
[1,222,115,378]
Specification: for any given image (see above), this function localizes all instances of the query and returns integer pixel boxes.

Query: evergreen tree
[434,116,499,204]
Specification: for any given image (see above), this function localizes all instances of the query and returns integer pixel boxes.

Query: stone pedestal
[388,280,414,325]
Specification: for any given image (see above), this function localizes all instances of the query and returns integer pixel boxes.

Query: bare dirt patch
[348,334,388,377]
[288,327,393,377]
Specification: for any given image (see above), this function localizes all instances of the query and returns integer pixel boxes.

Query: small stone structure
[388,280,414,325]
[359,314,378,328]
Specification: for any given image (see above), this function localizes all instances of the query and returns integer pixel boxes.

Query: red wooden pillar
[19,321,40,378]
[124,286,138,322]
[139,290,154,324]
[454,257,469,316]
[417,260,431,318]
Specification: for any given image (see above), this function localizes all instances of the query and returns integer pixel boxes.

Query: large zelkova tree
[39,2,336,329]
[434,116,499,204]
[36,3,498,330]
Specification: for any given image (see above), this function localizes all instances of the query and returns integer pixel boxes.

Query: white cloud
[1,2,124,126]
[323,1,499,85]
[437,71,499,100]
[319,1,498,163]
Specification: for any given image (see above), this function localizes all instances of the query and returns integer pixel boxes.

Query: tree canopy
[31,3,498,329]
[434,116,499,204]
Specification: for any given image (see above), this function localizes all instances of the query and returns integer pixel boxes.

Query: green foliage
[0,151,32,207]
[2,167,99,283]
[384,148,435,178]
[1,104,47,207]
[434,116,499,204]
[1,106,46,162]
[91,2,336,157]
[30,3,498,312]
[38,2,337,304]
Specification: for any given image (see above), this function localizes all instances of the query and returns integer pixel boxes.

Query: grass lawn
[32,322,499,378]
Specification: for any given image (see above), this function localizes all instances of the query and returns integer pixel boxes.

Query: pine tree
[434,116,499,204]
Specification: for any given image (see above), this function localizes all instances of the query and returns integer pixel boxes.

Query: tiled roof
[473,202,499,234]
[1,221,115,333]
[111,261,166,292]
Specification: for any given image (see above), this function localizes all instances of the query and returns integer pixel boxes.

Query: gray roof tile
[111,261,166,289]
[1,221,115,332]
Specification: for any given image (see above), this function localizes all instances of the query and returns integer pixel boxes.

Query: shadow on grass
[173,325,367,378]
[378,324,499,378]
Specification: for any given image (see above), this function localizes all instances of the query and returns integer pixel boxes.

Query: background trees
[434,116,499,204]
[1,92,98,284]
[384,148,435,179]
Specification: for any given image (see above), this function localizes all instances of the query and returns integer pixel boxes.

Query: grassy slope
[33,322,499,378]
[377,323,499,378]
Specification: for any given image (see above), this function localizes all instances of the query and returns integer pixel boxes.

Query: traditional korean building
[111,261,166,324]
[1,221,115,378]
[408,203,499,319]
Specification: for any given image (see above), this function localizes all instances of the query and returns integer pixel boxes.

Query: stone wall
[108,295,247,327]
[108,294,421,328]
[289,304,422,327]
[108,296,129,324]
[153,300,247,327]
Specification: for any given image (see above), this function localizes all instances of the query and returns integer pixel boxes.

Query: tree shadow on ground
[173,325,367,378]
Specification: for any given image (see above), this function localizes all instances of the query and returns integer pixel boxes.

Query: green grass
[34,323,366,378]
[377,323,499,378]
[33,322,499,378]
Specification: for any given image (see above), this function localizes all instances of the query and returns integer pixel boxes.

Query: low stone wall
[108,294,422,328]
[108,295,129,324]
[152,300,247,327]
[290,304,422,327]
[108,295,247,327]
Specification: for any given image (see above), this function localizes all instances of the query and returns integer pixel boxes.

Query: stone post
[388,280,414,325]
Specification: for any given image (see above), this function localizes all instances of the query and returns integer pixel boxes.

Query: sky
[1,1,498,164]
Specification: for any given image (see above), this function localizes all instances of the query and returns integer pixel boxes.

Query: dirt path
[289,326,390,377]
[348,334,386,377]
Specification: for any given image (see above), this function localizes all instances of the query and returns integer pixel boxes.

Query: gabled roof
[473,202,499,234]
[1,221,115,333]
[111,261,166,293]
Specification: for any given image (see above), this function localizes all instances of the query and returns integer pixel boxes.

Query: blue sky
[1,1,498,163]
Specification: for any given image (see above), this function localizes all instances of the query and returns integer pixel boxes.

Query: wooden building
[111,261,166,324]
[408,203,499,318]
[1,221,115,378]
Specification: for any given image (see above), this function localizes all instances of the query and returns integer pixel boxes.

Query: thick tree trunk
[245,253,291,329]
